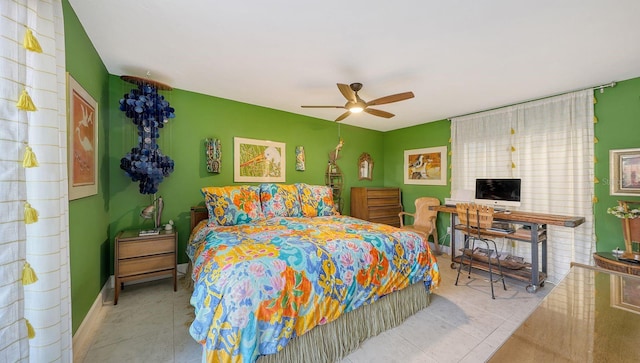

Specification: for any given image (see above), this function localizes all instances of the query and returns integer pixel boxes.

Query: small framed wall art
[611,274,640,314]
[234,137,285,182]
[403,146,447,185]
[67,73,98,200]
[610,148,640,196]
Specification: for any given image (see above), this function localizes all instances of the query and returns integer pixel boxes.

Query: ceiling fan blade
[301,105,345,109]
[367,91,415,106]
[335,110,351,122]
[364,108,394,118]
[337,83,356,103]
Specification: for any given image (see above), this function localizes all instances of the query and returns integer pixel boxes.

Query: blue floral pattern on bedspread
[187,215,440,363]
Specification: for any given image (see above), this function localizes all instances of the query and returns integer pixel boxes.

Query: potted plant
[607,201,640,260]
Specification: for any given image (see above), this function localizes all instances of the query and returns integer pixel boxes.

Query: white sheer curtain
[0,1,72,361]
[451,90,595,284]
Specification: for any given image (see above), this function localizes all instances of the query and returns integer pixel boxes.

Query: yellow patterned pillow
[295,183,337,217]
[201,185,264,226]
[259,183,302,218]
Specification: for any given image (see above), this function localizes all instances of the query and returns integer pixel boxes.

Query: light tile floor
[78,255,552,363]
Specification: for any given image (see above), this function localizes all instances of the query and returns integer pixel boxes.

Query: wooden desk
[489,264,640,362]
[433,205,585,292]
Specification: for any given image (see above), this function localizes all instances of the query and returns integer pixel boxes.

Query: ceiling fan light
[348,99,366,113]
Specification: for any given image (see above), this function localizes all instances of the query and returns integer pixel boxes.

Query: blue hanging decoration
[119,76,176,194]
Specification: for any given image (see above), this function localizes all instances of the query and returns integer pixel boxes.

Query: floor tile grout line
[82,265,551,362]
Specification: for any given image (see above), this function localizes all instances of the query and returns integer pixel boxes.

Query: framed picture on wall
[67,73,98,200]
[403,146,447,185]
[234,137,286,182]
[358,152,373,181]
[610,148,640,196]
[611,274,640,314]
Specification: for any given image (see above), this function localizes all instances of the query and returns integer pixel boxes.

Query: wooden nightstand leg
[173,270,177,291]
[114,277,120,305]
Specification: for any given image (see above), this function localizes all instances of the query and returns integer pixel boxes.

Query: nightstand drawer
[118,253,174,277]
[114,229,177,305]
[119,237,175,259]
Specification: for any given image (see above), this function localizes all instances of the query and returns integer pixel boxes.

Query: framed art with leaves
[234,137,285,182]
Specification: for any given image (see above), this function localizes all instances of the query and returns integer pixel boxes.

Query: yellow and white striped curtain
[0,1,72,361]
[450,90,595,284]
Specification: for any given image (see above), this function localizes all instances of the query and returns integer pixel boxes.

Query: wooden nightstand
[114,229,177,304]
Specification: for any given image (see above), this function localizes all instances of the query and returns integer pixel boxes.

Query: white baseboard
[177,262,188,276]
[73,277,111,362]
[72,263,189,361]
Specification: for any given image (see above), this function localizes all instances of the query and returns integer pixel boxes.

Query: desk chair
[399,197,441,254]
[455,203,507,299]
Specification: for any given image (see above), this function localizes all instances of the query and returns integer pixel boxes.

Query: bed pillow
[201,185,264,226]
[295,183,338,217]
[259,183,302,218]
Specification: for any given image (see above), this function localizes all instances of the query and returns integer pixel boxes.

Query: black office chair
[455,203,507,299]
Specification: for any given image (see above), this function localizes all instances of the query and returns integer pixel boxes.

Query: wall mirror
[358,152,373,180]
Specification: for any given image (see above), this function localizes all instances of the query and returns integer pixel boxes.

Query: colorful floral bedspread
[187,215,440,363]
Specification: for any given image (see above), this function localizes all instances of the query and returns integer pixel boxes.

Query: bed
[187,183,440,363]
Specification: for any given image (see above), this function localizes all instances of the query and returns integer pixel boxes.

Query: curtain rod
[448,81,617,120]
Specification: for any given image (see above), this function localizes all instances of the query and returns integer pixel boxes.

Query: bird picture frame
[403,146,447,185]
[67,73,98,200]
[234,137,286,182]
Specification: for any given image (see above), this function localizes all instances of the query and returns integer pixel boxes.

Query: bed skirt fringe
[183,261,194,290]
[258,282,431,363]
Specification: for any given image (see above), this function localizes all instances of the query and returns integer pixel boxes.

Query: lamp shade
[140,204,155,219]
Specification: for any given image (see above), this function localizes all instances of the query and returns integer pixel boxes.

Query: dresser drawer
[370,216,401,227]
[118,253,175,277]
[368,197,400,207]
[368,206,401,219]
[351,187,402,227]
[119,237,175,259]
[366,188,399,200]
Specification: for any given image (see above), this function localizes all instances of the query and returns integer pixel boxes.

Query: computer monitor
[474,178,521,209]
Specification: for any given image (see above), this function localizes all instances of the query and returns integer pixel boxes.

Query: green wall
[63,0,111,333]
[107,79,385,269]
[594,77,640,252]
[65,0,383,332]
[64,0,640,337]
[382,120,452,246]
[379,80,640,253]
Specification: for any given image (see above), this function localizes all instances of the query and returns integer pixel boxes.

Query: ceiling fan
[301,83,415,122]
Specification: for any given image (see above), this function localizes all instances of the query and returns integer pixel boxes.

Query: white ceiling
[68,0,640,132]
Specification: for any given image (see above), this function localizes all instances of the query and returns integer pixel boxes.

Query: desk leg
[541,224,547,275]
[528,224,540,293]
[450,213,457,269]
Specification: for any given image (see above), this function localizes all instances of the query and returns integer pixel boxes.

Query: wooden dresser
[114,229,177,304]
[350,187,402,227]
